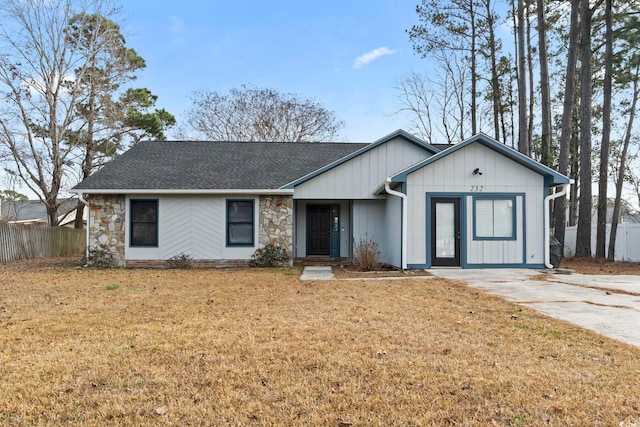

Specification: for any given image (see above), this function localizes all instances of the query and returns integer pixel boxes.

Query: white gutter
[385,177,407,270]
[68,188,294,195]
[76,193,90,259]
[543,180,572,268]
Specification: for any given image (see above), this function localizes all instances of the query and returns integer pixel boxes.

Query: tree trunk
[608,71,639,261]
[75,54,97,230]
[470,1,478,135]
[569,125,580,227]
[596,0,612,258]
[553,0,581,246]
[575,0,593,257]
[537,0,552,166]
[526,2,535,152]
[486,0,501,140]
[517,0,529,155]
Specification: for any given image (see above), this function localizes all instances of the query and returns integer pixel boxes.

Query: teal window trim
[226,199,255,247]
[472,195,517,241]
[130,199,159,247]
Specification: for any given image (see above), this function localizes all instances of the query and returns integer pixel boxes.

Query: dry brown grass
[1,257,639,426]
[561,257,640,275]
[333,266,431,279]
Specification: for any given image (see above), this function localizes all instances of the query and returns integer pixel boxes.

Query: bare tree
[0,0,115,225]
[185,85,344,142]
[393,51,470,144]
[408,0,480,135]
[394,71,435,143]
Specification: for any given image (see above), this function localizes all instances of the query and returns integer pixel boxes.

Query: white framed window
[474,197,515,240]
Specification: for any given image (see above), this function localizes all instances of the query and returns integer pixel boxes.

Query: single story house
[70,130,570,268]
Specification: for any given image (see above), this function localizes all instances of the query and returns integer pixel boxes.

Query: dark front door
[307,205,331,256]
[431,197,461,267]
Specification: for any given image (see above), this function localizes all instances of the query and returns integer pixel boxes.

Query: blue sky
[121,0,429,142]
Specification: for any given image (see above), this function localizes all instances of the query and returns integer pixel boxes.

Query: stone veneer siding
[258,195,293,258]
[88,194,126,266]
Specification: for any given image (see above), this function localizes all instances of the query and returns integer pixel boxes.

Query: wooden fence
[0,223,86,262]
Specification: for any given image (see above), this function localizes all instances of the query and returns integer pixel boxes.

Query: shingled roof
[72,141,368,191]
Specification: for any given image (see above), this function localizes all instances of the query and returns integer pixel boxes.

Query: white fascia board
[69,188,295,195]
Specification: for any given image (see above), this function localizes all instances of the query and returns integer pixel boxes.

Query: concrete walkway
[299,266,335,281]
[427,268,640,348]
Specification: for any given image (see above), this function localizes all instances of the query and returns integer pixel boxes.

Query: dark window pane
[227,200,254,246]
[132,201,157,222]
[229,201,253,222]
[228,223,253,244]
[131,200,158,246]
[132,223,157,245]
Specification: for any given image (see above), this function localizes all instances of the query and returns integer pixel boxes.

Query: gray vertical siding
[406,143,545,266]
[293,137,433,200]
[352,200,388,263]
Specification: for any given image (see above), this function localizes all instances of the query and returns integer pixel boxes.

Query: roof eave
[69,188,295,195]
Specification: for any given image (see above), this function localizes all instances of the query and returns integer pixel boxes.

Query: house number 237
[470,185,484,192]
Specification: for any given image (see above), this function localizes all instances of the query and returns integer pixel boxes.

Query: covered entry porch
[292,198,403,268]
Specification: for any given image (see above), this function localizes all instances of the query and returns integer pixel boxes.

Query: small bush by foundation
[352,238,380,271]
[166,253,194,269]
[249,244,290,267]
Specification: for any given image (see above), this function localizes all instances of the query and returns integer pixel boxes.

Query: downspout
[543,181,572,268]
[77,193,90,260]
[385,178,407,270]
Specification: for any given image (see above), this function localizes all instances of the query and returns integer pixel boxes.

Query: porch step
[299,266,336,281]
[293,257,352,267]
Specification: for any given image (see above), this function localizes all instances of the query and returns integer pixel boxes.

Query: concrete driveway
[427,268,640,348]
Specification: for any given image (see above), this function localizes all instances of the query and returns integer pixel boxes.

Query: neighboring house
[589,206,640,225]
[70,130,570,268]
[0,198,85,227]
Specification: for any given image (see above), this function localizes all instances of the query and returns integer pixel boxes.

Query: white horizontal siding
[294,137,433,199]
[125,194,258,261]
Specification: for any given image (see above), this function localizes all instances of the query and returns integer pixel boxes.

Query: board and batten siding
[352,199,388,263]
[405,143,545,266]
[384,196,402,268]
[125,195,258,261]
[293,136,433,200]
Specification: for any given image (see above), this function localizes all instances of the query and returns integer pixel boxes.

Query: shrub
[352,238,380,271]
[166,253,194,269]
[249,244,290,267]
[83,247,115,268]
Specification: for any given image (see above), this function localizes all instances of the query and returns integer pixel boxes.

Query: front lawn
[0,258,638,426]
